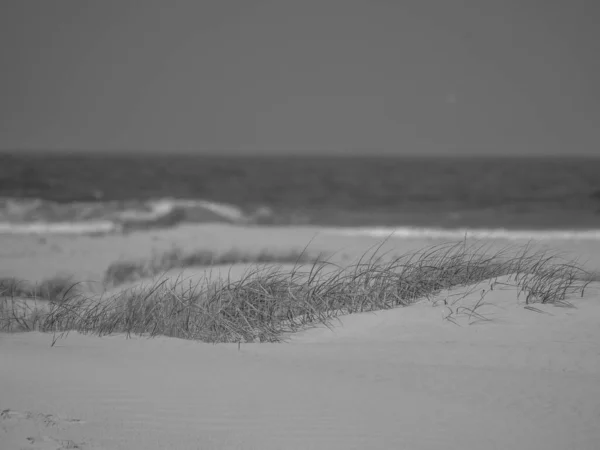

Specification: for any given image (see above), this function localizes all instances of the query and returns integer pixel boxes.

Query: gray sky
[2,1,599,156]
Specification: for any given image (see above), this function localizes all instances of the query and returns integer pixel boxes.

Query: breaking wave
[0,197,272,235]
[1,196,599,241]
[322,226,600,241]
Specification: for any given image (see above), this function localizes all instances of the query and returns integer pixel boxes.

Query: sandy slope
[2,276,600,450]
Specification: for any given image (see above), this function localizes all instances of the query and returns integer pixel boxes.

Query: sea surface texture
[1,152,599,238]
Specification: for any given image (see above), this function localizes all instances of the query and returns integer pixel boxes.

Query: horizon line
[1,148,599,159]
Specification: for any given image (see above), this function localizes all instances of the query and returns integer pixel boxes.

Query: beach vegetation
[1,241,597,344]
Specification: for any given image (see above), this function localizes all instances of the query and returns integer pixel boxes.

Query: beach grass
[1,241,597,343]
[0,275,81,332]
[0,275,78,302]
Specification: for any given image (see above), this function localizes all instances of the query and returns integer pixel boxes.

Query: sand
[2,224,600,449]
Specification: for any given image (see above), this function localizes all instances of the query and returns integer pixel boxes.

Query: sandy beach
[2,224,600,450]
[4,0,600,446]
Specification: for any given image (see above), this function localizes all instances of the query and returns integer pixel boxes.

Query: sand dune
[2,224,600,449]
[2,275,600,450]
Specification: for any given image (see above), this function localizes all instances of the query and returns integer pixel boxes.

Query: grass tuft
[1,275,81,332]
[1,241,597,343]
[0,275,79,302]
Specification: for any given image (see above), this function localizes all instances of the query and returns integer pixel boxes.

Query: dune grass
[1,241,597,343]
[0,275,78,302]
[0,275,80,332]
[103,247,321,286]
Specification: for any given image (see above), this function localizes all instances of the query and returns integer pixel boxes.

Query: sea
[1,151,600,240]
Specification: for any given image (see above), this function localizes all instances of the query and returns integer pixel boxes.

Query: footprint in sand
[1,409,91,450]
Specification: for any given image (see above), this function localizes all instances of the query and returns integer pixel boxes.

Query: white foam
[113,198,246,223]
[0,198,248,235]
[167,199,245,222]
[115,200,175,221]
[322,226,600,241]
[0,221,120,235]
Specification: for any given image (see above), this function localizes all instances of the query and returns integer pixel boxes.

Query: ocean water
[1,152,599,239]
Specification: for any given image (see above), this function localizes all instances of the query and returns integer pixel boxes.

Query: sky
[1,0,599,156]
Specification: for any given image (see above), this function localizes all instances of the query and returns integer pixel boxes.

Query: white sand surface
[2,276,600,450]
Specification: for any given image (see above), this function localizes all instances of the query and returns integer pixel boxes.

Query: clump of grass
[2,241,596,343]
[103,247,321,286]
[0,296,49,332]
[36,276,80,302]
[0,275,78,301]
[1,275,80,332]
[103,261,145,286]
[0,277,29,298]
